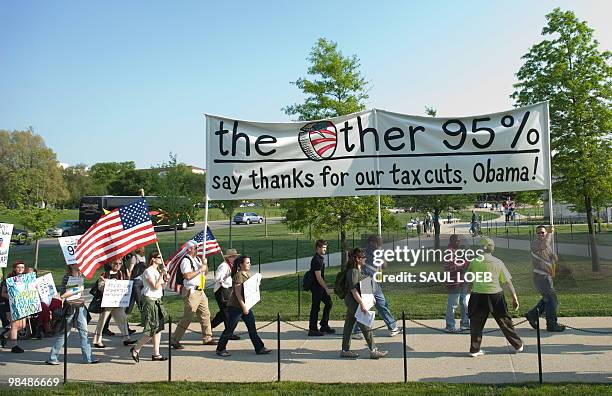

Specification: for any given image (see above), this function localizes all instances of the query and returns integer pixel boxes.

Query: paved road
[2,317,610,383]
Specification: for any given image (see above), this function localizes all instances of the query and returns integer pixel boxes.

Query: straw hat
[223,248,240,258]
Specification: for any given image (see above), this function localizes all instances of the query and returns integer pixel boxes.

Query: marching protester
[526,225,565,332]
[308,239,335,337]
[0,260,28,353]
[443,234,470,332]
[126,246,147,317]
[341,248,388,359]
[353,236,399,339]
[216,255,271,357]
[130,251,169,362]
[171,240,216,349]
[211,248,241,340]
[92,258,136,348]
[46,263,99,364]
[465,238,523,357]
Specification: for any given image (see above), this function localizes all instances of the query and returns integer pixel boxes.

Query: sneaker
[216,350,231,357]
[171,342,184,350]
[459,326,470,332]
[369,348,388,359]
[45,360,60,365]
[351,332,364,340]
[340,350,359,358]
[11,345,24,353]
[89,359,101,364]
[547,323,566,332]
[308,330,325,337]
[513,344,524,354]
[389,327,400,337]
[525,313,538,330]
[102,329,115,337]
[319,327,336,334]
[469,350,485,357]
[256,347,272,355]
[128,328,137,335]
[203,338,218,345]
[444,327,458,333]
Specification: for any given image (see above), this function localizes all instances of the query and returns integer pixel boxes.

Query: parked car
[233,212,264,225]
[11,228,30,245]
[46,220,82,237]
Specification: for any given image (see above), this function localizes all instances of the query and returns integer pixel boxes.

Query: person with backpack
[171,240,216,349]
[339,248,388,359]
[126,246,146,316]
[307,239,334,336]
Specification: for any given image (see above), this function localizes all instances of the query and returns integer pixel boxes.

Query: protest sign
[66,276,84,302]
[206,102,550,199]
[34,273,57,306]
[0,223,14,268]
[6,272,42,321]
[244,273,262,310]
[101,279,133,308]
[58,235,82,265]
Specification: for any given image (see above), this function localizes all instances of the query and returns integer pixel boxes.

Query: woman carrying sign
[130,251,169,362]
[215,255,271,357]
[46,263,99,364]
[92,258,136,348]
[0,260,28,353]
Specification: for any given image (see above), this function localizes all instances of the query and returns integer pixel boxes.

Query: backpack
[175,255,196,286]
[302,270,314,292]
[334,269,348,299]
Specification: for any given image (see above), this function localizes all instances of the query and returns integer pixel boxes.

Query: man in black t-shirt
[308,240,335,336]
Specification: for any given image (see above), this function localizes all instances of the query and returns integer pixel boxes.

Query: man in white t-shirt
[211,248,240,340]
[171,241,216,349]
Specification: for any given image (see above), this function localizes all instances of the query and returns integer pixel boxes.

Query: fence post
[506,229,510,249]
[402,310,407,383]
[297,274,301,320]
[63,316,68,384]
[277,313,281,382]
[271,239,274,259]
[168,316,172,382]
[570,221,573,240]
[536,308,543,384]
[295,238,298,273]
[258,250,261,274]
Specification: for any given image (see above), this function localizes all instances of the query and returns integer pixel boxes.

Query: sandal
[151,354,168,361]
[130,347,140,363]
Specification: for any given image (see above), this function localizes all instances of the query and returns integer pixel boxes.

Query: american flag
[75,199,157,279]
[166,227,221,292]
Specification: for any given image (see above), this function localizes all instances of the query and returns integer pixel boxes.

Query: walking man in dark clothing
[308,240,335,336]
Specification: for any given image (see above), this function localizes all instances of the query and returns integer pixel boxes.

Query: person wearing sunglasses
[130,252,169,362]
[526,225,565,332]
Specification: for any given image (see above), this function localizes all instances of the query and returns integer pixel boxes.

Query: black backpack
[302,270,315,292]
[175,256,196,286]
[334,269,348,299]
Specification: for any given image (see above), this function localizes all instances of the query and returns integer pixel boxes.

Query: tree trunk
[229,217,233,248]
[34,239,40,270]
[174,224,178,252]
[264,206,268,238]
[585,193,600,272]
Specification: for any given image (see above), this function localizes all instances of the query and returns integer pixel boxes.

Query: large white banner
[206,103,550,199]
[0,223,14,268]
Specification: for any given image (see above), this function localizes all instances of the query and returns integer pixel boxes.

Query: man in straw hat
[171,240,216,349]
[465,237,523,357]
[211,248,241,340]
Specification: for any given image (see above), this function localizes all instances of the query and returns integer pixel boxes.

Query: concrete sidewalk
[1,317,610,383]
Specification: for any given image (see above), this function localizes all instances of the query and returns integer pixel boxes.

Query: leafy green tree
[282,38,397,267]
[511,8,612,271]
[62,164,104,208]
[89,161,136,195]
[154,154,201,251]
[219,200,241,248]
[0,129,68,208]
[13,207,59,269]
[108,169,159,196]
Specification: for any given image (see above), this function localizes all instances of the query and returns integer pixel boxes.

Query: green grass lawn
[478,222,612,246]
[2,381,611,395]
[0,209,79,230]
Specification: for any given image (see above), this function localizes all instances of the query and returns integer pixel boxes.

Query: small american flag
[75,199,157,279]
[166,226,221,292]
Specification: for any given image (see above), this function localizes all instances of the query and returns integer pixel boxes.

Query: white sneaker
[513,344,524,354]
[351,332,364,340]
[389,327,400,337]
[469,350,485,357]
[340,350,359,358]
[370,348,388,359]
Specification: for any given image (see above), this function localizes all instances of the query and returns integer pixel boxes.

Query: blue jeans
[48,307,95,363]
[446,287,469,329]
[216,306,265,353]
[352,280,397,333]
[528,274,559,326]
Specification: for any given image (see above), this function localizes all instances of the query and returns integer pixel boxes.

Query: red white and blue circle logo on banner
[298,121,338,161]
